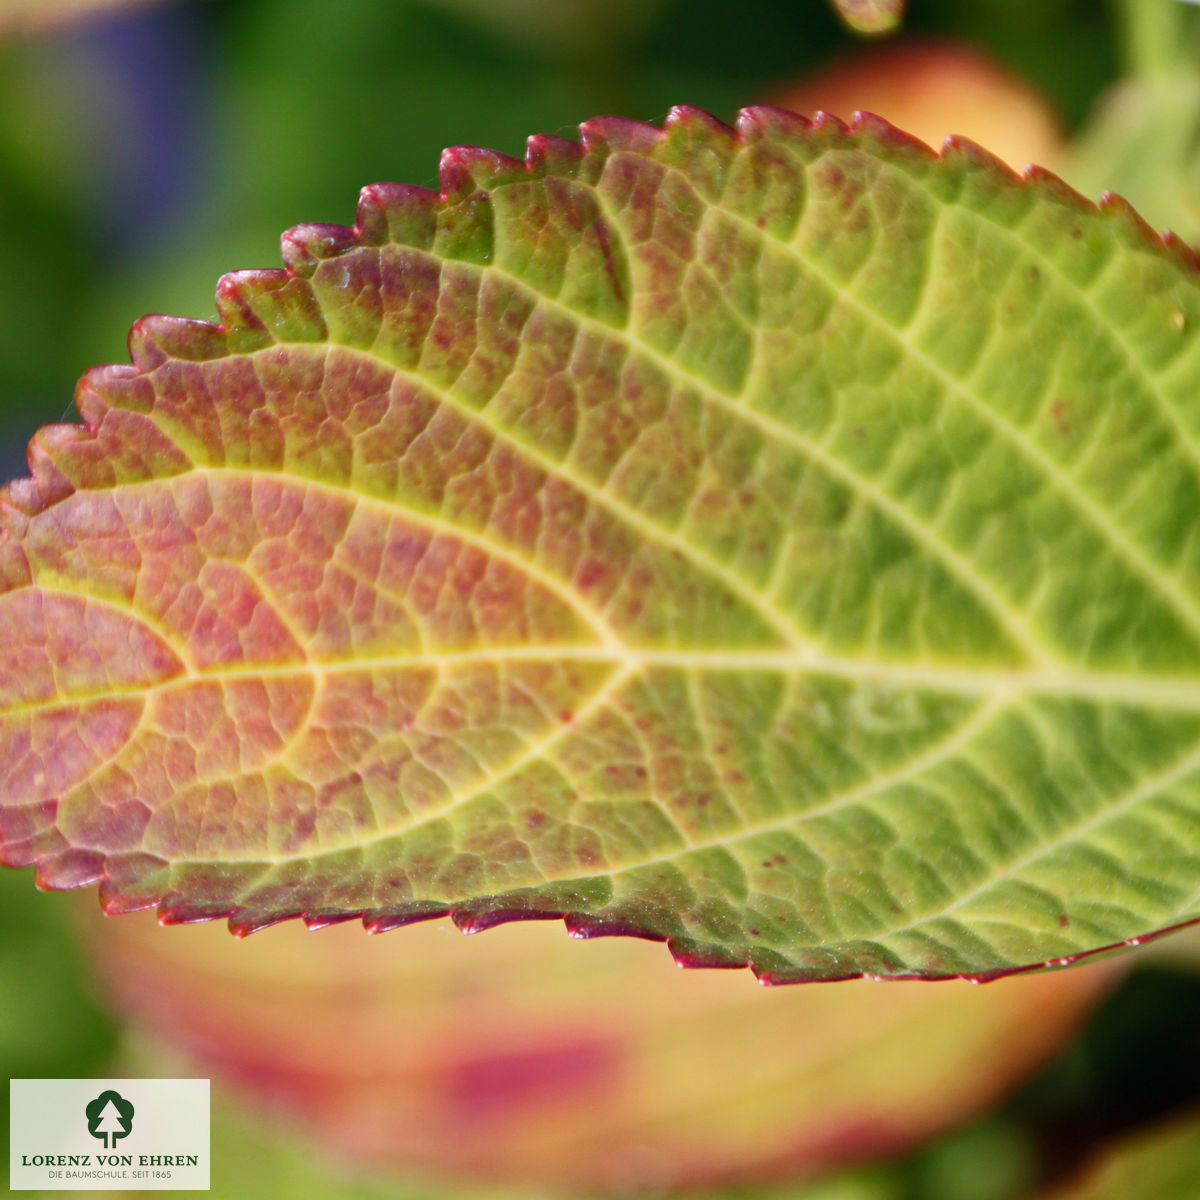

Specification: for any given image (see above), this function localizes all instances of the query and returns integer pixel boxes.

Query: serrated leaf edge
[5,104,1200,983]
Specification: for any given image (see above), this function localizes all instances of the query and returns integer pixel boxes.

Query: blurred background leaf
[1041,1110,1200,1200]
[829,0,906,37]
[68,911,1116,1192]
[1064,0,1200,241]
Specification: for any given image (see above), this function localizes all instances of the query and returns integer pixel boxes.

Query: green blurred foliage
[1042,1111,1200,1200]
[0,869,119,1169]
[1065,1,1200,241]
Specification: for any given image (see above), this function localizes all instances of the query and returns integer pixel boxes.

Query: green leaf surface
[5,106,1200,982]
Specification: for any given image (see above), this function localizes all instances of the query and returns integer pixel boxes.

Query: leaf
[1046,1111,1200,1200]
[84,908,1115,1190]
[4,105,1200,982]
[829,0,906,36]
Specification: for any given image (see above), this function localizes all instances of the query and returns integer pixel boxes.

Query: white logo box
[10,1079,209,1191]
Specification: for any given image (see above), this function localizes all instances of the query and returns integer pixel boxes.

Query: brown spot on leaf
[1050,398,1071,436]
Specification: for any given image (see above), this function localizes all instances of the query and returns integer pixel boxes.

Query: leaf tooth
[563,913,667,942]
[735,104,815,147]
[228,908,305,938]
[849,109,939,161]
[965,964,1034,985]
[665,104,734,137]
[75,365,142,429]
[525,133,584,180]
[1161,228,1200,275]
[279,221,360,278]
[1095,187,1187,265]
[1127,917,1200,947]
[128,314,228,369]
[961,939,1133,985]
[99,881,160,916]
[0,826,39,871]
[22,366,192,497]
[0,476,42,526]
[752,964,864,986]
[96,851,170,915]
[212,272,278,353]
[578,114,663,159]
[659,106,737,201]
[940,133,1025,183]
[157,901,240,926]
[23,425,86,507]
[301,911,361,932]
[355,182,438,250]
[438,145,526,204]
[33,848,105,891]
[1023,161,1095,208]
[215,268,326,345]
[450,905,566,935]
[807,108,852,137]
[666,937,748,971]
[363,905,449,935]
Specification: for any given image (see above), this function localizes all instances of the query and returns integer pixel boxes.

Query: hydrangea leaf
[5,106,1200,983]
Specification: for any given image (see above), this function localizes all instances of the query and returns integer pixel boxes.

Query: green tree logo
[85,1090,135,1149]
